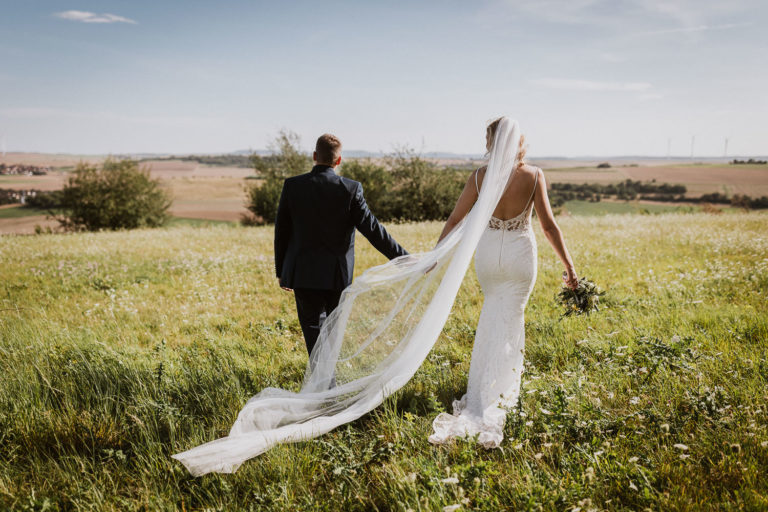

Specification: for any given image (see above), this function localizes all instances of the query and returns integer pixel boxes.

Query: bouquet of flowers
[557,276,605,318]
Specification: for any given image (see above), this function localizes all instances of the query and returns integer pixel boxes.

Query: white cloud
[54,10,136,24]
[531,78,652,92]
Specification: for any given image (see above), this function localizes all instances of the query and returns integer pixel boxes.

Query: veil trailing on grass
[172,118,522,476]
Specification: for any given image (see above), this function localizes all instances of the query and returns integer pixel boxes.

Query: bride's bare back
[476,163,539,220]
[438,160,577,289]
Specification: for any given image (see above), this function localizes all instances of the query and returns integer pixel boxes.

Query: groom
[274,133,408,357]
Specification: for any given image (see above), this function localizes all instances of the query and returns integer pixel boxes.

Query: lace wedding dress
[429,170,538,447]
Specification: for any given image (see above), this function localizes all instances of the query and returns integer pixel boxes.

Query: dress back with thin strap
[475,168,538,231]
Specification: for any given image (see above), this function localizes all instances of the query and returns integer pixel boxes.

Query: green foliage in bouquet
[557,277,606,318]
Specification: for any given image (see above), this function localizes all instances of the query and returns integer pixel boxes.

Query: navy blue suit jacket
[274,165,408,290]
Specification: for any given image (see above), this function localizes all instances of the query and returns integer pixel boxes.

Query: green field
[0,205,237,226]
[165,217,237,228]
[0,206,51,219]
[1,214,767,510]
[561,200,699,216]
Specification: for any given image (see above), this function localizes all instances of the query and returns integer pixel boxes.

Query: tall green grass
[1,213,767,510]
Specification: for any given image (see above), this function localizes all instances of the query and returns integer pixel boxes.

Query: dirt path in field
[0,215,59,235]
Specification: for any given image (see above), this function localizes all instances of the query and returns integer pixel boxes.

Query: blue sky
[1,0,766,156]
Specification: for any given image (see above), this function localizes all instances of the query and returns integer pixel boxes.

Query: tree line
[548,180,768,209]
[139,154,253,168]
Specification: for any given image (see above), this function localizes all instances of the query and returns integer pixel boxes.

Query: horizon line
[2,151,766,160]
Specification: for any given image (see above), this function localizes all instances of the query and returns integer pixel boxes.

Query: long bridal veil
[172,117,522,476]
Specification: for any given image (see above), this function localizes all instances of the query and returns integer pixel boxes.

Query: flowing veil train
[172,118,523,476]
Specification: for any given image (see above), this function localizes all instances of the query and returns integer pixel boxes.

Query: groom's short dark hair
[315,134,342,165]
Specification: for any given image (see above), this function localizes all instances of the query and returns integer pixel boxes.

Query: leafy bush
[57,159,171,231]
[384,149,469,222]
[243,130,312,225]
[339,159,393,217]
[341,150,469,222]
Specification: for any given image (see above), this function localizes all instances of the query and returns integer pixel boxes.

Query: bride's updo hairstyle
[486,117,526,169]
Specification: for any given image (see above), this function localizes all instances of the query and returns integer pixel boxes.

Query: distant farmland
[1,152,767,234]
[541,163,768,197]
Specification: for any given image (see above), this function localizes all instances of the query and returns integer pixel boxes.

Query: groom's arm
[274,180,291,279]
[350,183,408,259]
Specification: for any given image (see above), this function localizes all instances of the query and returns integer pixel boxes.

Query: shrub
[58,159,171,231]
[343,149,470,222]
[381,148,468,222]
[339,159,393,218]
[243,130,311,225]
[597,162,611,168]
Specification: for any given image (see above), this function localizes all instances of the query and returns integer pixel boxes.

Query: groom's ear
[334,155,342,167]
[313,151,318,163]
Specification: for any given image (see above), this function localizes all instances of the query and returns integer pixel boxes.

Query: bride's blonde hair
[486,117,527,169]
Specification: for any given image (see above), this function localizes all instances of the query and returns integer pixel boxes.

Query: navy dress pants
[293,288,343,357]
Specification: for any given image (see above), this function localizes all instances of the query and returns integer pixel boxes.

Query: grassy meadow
[1,212,767,510]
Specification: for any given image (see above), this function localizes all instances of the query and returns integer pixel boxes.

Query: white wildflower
[673,443,688,451]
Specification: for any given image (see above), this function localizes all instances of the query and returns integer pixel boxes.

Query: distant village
[0,164,51,205]
[0,164,50,175]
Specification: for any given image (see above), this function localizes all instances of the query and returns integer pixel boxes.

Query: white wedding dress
[429,170,538,447]
[173,118,527,476]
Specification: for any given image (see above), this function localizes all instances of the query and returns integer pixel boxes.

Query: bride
[428,118,578,447]
[172,117,576,476]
